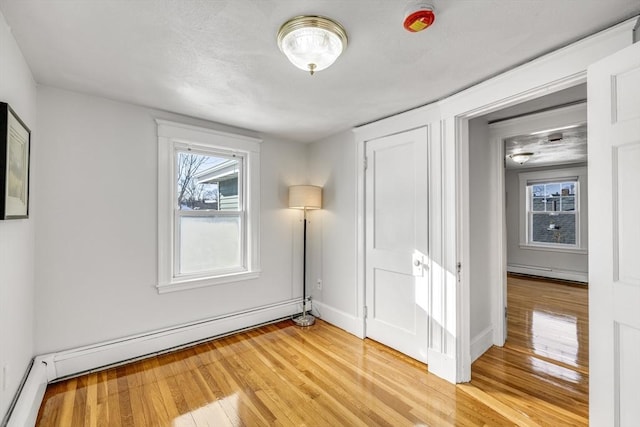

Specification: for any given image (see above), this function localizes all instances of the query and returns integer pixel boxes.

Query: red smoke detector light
[403,3,435,33]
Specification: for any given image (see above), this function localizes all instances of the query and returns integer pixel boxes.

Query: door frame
[443,17,636,382]
[486,98,590,348]
[452,73,587,380]
[354,104,443,372]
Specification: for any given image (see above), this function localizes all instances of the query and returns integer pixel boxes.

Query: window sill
[518,244,587,255]
[157,270,261,294]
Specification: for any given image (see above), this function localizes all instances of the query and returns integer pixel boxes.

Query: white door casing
[447,17,635,383]
[588,40,640,427]
[365,127,430,363]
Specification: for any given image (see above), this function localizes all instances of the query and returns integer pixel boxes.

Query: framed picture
[0,102,31,219]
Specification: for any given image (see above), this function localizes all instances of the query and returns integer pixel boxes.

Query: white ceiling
[484,84,588,169]
[504,124,587,169]
[1,1,638,143]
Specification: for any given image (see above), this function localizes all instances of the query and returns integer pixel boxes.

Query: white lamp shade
[289,185,322,209]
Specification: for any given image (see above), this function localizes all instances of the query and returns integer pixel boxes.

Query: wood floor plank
[470,274,589,426]
[36,274,586,426]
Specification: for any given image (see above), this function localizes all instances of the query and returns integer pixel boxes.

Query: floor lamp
[289,185,322,327]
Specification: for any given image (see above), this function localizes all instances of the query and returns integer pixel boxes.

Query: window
[518,167,587,253]
[528,180,578,246]
[157,120,261,293]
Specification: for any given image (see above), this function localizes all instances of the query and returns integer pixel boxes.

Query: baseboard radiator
[4,298,303,426]
[507,264,588,283]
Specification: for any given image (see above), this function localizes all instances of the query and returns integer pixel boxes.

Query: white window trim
[518,166,587,254]
[157,119,261,293]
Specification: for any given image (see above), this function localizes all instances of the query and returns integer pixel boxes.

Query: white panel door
[365,127,429,363]
[588,41,640,427]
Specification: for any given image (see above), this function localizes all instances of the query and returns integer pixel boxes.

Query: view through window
[175,150,243,276]
[528,180,578,246]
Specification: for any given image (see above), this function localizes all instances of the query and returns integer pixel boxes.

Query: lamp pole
[288,185,321,327]
[293,206,315,326]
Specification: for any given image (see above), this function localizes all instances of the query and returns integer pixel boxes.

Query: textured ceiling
[505,124,587,170]
[1,1,638,143]
[485,84,588,170]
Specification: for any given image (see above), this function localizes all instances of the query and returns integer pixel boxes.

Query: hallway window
[517,166,587,253]
[156,120,261,293]
[528,180,578,246]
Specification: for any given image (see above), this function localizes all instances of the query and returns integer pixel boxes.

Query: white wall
[307,131,359,323]
[0,10,37,420]
[505,163,588,280]
[468,118,496,349]
[34,85,308,354]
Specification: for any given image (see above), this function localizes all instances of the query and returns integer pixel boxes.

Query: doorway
[466,83,589,360]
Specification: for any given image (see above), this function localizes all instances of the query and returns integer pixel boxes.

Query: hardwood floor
[470,274,589,426]
[36,274,588,426]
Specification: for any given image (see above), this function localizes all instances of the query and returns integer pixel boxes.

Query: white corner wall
[34,85,308,355]
[0,9,37,421]
[307,131,360,334]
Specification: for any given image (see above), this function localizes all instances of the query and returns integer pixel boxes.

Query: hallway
[469,274,588,426]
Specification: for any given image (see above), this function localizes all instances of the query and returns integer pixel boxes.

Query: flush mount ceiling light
[277,15,348,76]
[509,152,534,165]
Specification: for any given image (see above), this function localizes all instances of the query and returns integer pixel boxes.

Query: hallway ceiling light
[509,152,534,164]
[277,15,348,76]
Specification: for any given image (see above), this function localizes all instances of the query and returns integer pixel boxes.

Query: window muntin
[527,180,578,247]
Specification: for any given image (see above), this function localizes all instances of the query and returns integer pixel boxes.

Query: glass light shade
[510,152,534,164]
[278,16,348,75]
[289,185,322,210]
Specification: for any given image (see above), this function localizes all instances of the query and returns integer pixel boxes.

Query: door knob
[414,259,422,267]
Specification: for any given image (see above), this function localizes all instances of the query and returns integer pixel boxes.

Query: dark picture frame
[0,102,31,219]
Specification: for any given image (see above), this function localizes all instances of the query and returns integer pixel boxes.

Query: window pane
[545,183,561,197]
[532,185,545,197]
[546,196,561,211]
[531,213,576,245]
[562,182,575,196]
[179,216,241,274]
[561,196,575,211]
[532,197,547,211]
[176,152,240,211]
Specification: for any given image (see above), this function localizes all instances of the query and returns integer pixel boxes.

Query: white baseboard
[470,326,493,363]
[47,299,301,380]
[312,301,364,338]
[4,357,49,427]
[427,350,457,383]
[507,264,588,283]
[4,300,301,426]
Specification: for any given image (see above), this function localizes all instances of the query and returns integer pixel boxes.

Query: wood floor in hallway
[469,274,589,426]
[36,274,588,426]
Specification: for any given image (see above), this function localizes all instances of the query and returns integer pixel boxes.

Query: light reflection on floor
[529,354,583,383]
[531,310,579,367]
[173,393,239,426]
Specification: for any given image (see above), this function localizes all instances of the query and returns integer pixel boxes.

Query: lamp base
[292,313,316,327]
